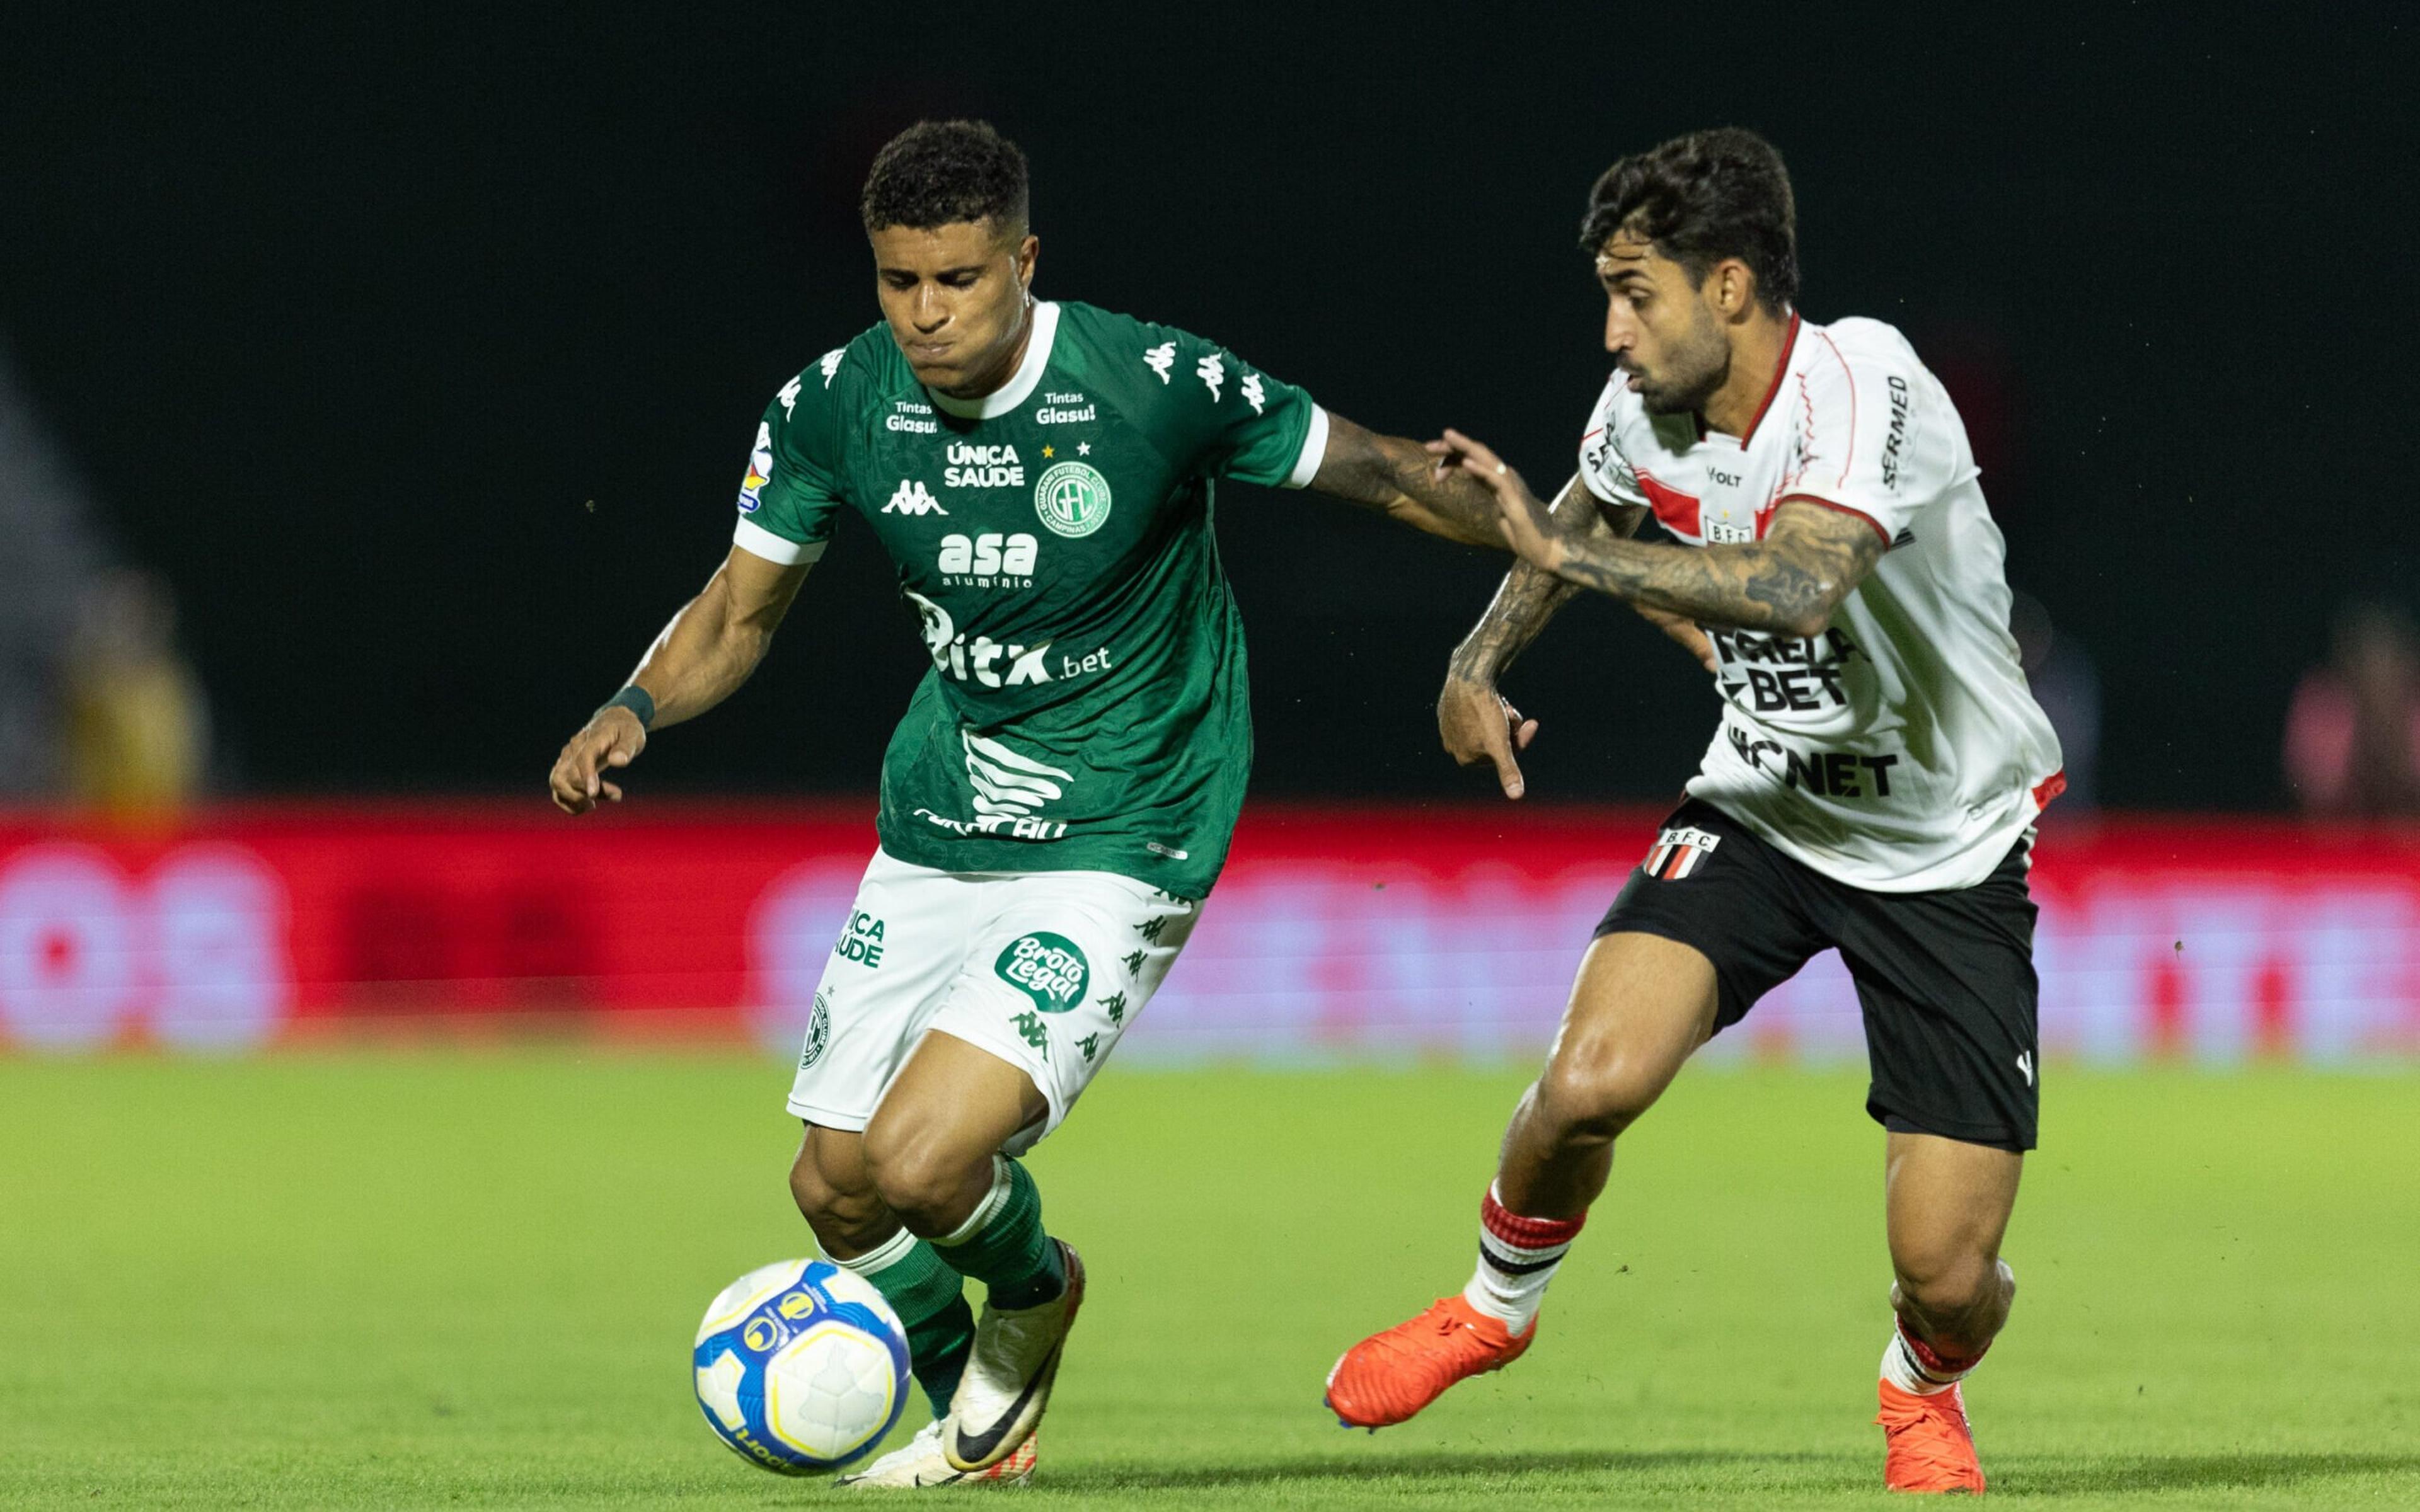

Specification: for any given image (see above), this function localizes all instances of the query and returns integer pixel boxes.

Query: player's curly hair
[860,120,1030,235]
[1580,128,1798,311]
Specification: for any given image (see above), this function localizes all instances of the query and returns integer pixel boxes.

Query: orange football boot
[1877,1379,1986,1494]
[1325,1297,1533,1428]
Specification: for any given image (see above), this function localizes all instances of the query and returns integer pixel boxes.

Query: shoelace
[1371,1302,1457,1349]
[1881,1401,1976,1479]
[1887,1433,1978,1481]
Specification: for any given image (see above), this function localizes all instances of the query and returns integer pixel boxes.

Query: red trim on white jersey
[1636,470,1703,538]
[2031,770,2068,811]
[1812,327,1858,488]
[1731,312,1803,444]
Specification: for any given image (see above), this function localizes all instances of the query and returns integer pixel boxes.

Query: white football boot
[943,1240,1086,1472]
[833,1419,1037,1489]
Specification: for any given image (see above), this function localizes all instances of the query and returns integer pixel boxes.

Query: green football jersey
[734,301,1324,898]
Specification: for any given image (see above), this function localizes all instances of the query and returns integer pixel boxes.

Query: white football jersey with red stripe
[1579,313,2061,892]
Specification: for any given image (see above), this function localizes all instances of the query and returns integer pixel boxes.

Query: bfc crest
[1642,826,1721,881]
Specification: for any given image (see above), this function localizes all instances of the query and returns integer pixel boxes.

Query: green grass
[3,1052,2416,1509]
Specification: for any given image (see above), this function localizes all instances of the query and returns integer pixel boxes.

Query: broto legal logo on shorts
[994,932,1090,1013]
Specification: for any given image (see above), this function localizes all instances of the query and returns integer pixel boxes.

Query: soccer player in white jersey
[546,122,1518,1488]
[1325,129,2064,1495]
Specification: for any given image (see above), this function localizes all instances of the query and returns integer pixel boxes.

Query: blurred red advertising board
[1,803,2414,1060]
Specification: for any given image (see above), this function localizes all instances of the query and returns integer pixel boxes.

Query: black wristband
[598,685,655,730]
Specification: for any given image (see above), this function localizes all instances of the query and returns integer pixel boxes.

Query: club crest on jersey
[883,479,948,516]
[798,990,831,1068]
[738,421,773,513]
[1642,826,1720,880]
[1034,460,1112,538]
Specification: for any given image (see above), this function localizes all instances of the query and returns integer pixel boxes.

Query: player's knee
[860,1121,981,1232]
[788,1140,885,1242]
[1893,1247,2005,1324]
[1534,1050,1664,1142]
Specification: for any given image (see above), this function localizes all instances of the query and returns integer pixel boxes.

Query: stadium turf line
[1,1050,2416,1508]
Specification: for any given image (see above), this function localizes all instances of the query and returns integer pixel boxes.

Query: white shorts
[786,849,1200,1155]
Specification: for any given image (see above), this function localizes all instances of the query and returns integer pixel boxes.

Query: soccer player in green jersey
[547,120,1508,1487]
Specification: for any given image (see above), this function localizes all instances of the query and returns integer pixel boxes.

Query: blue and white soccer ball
[691,1257,911,1474]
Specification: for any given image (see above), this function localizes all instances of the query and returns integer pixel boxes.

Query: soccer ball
[691,1257,911,1474]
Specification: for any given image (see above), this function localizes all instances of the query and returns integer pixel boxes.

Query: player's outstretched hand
[1428,428,1569,571]
[1438,673,1540,801]
[550,706,647,815]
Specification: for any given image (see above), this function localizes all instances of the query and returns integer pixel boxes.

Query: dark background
[4,7,2412,807]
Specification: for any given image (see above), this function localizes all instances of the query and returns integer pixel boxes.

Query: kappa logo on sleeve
[995,932,1090,1014]
[1143,341,1175,383]
[1642,825,1721,880]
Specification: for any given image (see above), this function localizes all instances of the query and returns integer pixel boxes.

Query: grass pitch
[3,1051,2416,1509]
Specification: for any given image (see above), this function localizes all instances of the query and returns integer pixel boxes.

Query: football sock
[932,1154,1067,1311]
[829,1226,974,1419]
[1462,1183,1584,1333]
[1881,1322,1986,1396]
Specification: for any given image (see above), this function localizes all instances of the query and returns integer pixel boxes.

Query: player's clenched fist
[550,706,647,815]
[1438,673,1538,801]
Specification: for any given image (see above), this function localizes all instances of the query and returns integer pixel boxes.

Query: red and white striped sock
[1881,1322,1986,1396]
[1461,1184,1585,1334]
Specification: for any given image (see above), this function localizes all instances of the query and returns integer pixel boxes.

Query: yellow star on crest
[1040,444,1056,459]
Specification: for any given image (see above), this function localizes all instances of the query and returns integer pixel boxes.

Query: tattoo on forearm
[1550,506,1881,634]
[1453,562,1575,677]
[1380,442,1502,543]
[1314,418,1504,546]
[1453,490,1628,677]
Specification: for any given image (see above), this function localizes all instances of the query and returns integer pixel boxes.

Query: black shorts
[1596,798,2041,1151]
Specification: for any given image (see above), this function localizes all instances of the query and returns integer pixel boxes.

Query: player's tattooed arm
[1435,474,1618,799]
[549,546,812,814]
[1306,413,1516,548]
[1451,484,1715,678]
[1448,474,1616,683]
[1436,429,1882,637]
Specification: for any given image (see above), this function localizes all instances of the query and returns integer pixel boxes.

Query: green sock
[834,1230,974,1419]
[933,1155,1067,1310]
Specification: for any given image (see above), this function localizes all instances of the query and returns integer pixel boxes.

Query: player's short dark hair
[1580,128,1799,311]
[860,120,1030,236]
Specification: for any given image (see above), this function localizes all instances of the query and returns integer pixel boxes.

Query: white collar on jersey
[926,301,1061,420]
